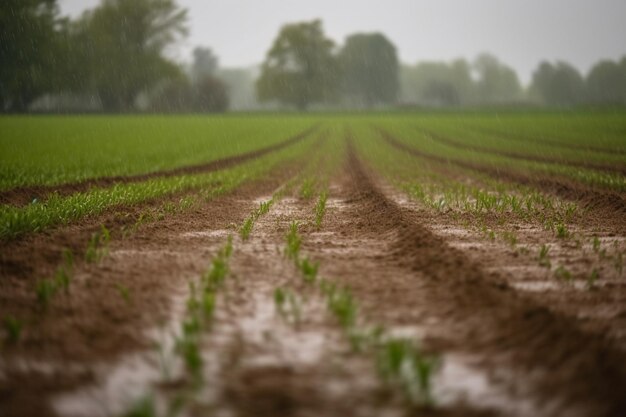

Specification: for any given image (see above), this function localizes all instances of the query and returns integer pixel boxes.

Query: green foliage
[257,19,339,110]
[327,288,358,329]
[35,278,57,308]
[538,244,551,268]
[3,315,23,344]
[554,265,572,281]
[377,338,439,406]
[85,225,111,263]
[299,178,315,199]
[72,0,188,111]
[555,223,569,239]
[285,221,302,260]
[299,257,319,284]
[314,191,328,228]
[116,283,131,303]
[339,33,399,106]
[122,395,157,417]
[0,0,60,111]
[273,287,302,324]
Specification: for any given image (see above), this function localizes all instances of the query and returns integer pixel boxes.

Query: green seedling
[204,257,228,291]
[592,236,601,253]
[62,248,74,269]
[274,287,301,324]
[257,200,272,216]
[377,338,439,406]
[3,316,23,344]
[348,325,385,353]
[176,337,203,382]
[300,178,315,199]
[555,223,569,239]
[240,216,254,240]
[328,288,357,329]
[285,221,301,260]
[55,267,71,293]
[85,225,111,263]
[554,265,572,282]
[314,191,328,228]
[502,231,517,247]
[202,292,216,320]
[35,278,57,308]
[586,269,599,289]
[615,252,623,276]
[123,395,156,417]
[274,287,286,313]
[538,244,551,268]
[299,257,319,284]
[182,315,201,339]
[116,283,131,303]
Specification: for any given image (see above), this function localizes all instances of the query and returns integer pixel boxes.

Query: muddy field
[1,116,626,417]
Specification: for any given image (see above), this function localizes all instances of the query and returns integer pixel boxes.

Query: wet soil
[1,134,625,417]
[0,125,319,206]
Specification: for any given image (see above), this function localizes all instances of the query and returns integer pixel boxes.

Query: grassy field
[1,111,625,417]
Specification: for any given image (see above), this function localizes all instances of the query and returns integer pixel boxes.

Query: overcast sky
[59,0,626,84]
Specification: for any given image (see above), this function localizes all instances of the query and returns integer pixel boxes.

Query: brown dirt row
[0,125,320,207]
[469,125,626,157]
[311,138,626,416]
[378,128,626,220]
[417,127,626,176]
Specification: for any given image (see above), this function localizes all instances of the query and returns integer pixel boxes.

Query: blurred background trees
[1,1,625,113]
[338,33,399,107]
[256,20,338,110]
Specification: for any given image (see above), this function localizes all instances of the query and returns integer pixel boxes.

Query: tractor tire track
[0,125,319,206]
[302,136,626,416]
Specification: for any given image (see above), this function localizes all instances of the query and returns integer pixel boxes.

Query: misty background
[2,0,626,112]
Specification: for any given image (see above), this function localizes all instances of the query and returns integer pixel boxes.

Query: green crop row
[0,133,318,240]
[0,115,318,190]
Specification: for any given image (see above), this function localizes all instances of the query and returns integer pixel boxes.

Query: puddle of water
[52,292,189,417]
[434,354,566,417]
[180,229,231,239]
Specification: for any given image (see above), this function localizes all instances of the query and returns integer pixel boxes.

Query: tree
[530,61,585,106]
[257,19,338,110]
[400,59,473,106]
[0,0,59,112]
[338,33,399,107]
[473,53,522,104]
[76,0,188,111]
[191,47,218,83]
[586,58,626,105]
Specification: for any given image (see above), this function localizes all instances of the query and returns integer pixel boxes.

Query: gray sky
[59,0,626,84]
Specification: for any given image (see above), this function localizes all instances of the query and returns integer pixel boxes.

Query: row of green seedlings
[2,225,112,346]
[239,177,302,240]
[402,174,624,286]
[123,188,285,416]
[123,237,234,417]
[275,220,439,408]
[402,180,577,237]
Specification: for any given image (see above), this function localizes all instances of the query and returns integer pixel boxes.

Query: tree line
[0,0,227,113]
[1,1,625,113]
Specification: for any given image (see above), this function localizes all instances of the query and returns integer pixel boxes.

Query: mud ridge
[344,136,626,416]
[417,127,626,176]
[378,128,626,218]
[469,126,626,157]
[0,125,319,206]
